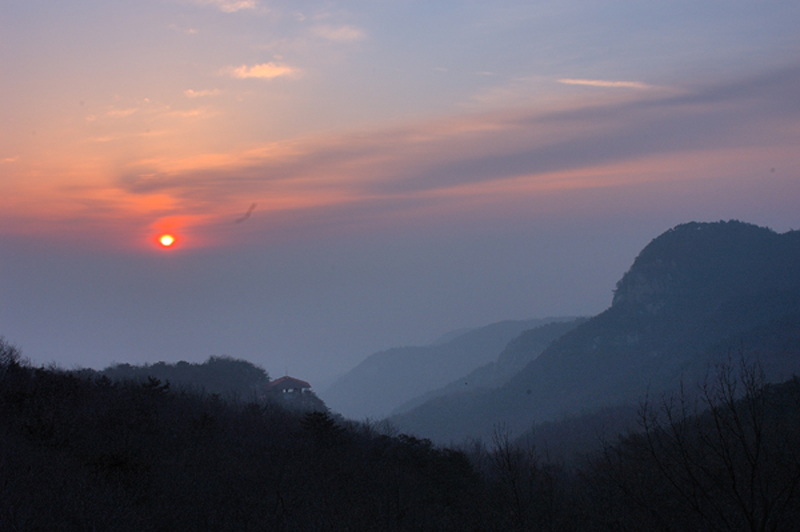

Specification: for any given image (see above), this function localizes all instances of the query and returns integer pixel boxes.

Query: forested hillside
[3,340,800,531]
[391,221,800,443]
[90,356,271,398]
[0,340,479,531]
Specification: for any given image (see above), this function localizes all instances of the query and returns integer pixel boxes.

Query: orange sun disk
[159,234,175,247]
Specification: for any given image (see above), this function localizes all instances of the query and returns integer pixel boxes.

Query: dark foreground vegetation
[2,340,800,531]
[91,356,272,399]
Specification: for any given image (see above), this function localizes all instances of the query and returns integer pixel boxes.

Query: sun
[159,234,176,247]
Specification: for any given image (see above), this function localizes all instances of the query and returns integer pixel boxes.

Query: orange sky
[3,2,799,252]
[1,0,799,379]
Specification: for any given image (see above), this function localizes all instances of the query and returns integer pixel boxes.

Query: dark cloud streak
[382,66,800,193]
[114,65,800,214]
[234,203,257,224]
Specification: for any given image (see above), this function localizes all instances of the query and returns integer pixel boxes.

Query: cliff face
[391,221,800,444]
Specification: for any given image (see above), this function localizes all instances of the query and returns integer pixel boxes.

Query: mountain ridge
[390,221,800,443]
[390,318,586,416]
[321,316,578,419]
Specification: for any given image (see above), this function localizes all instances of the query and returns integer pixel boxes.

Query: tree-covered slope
[390,221,800,444]
[88,355,271,399]
[0,340,484,531]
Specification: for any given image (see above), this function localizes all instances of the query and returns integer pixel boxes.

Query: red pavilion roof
[267,376,311,391]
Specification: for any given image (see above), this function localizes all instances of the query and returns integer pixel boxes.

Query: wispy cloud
[14,66,796,245]
[190,0,257,13]
[311,24,366,42]
[229,62,299,79]
[168,108,218,119]
[134,66,798,189]
[2,156,19,163]
[106,108,139,118]
[169,24,198,35]
[184,89,222,98]
[558,78,653,90]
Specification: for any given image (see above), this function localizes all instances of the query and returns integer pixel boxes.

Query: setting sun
[159,234,175,247]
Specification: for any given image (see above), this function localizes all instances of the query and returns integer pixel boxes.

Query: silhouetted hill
[0,340,483,531]
[87,355,271,400]
[82,356,330,413]
[321,317,577,419]
[6,338,798,530]
[391,318,586,415]
[390,221,800,443]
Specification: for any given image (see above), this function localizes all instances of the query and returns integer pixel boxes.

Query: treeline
[0,340,482,531]
[2,339,800,531]
[586,363,800,531]
[83,355,272,399]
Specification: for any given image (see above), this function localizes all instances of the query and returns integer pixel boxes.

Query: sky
[2,0,799,386]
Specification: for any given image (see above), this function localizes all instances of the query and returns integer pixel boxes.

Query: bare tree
[603,359,800,532]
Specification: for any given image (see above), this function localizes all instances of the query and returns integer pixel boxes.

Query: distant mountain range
[389,221,800,444]
[320,317,578,420]
[390,318,586,416]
